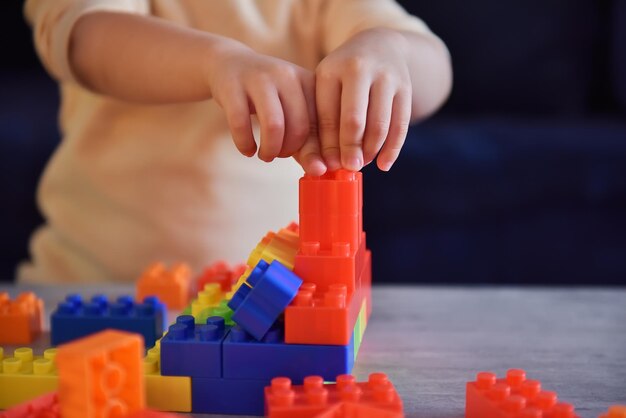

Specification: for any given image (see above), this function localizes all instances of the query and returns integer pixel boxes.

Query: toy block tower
[285,170,372,345]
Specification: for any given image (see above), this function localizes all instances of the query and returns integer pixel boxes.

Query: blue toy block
[160,315,228,378]
[222,323,354,383]
[191,376,268,415]
[50,294,165,348]
[227,259,302,340]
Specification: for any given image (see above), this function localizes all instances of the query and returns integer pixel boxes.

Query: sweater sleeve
[24,0,150,83]
[319,0,433,54]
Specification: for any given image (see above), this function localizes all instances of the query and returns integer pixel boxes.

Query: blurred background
[1,1,625,285]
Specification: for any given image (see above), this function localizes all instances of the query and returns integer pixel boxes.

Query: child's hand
[207,42,317,164]
[315,28,413,172]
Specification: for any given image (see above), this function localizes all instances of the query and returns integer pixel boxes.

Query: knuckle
[229,115,249,133]
[368,119,390,139]
[346,56,366,74]
[343,113,365,132]
[291,123,310,140]
[264,118,284,135]
[318,117,338,132]
[315,63,335,81]
[321,144,340,155]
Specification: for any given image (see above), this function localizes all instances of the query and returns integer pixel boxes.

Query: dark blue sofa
[1,1,625,284]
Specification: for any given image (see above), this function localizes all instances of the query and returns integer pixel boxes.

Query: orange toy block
[466,369,580,418]
[196,261,246,293]
[0,292,43,345]
[137,262,191,310]
[233,222,300,292]
[285,250,371,345]
[0,392,60,418]
[247,223,300,271]
[56,329,145,418]
[265,373,403,418]
[599,406,626,418]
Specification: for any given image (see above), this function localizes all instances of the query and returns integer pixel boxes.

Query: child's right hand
[207,41,324,173]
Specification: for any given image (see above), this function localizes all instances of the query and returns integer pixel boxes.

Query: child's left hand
[299,28,413,174]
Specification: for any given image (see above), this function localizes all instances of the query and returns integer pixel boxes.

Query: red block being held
[299,170,363,253]
[466,369,580,418]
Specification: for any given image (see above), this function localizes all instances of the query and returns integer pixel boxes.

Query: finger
[222,87,256,157]
[316,69,342,170]
[248,80,285,162]
[377,89,411,171]
[277,72,311,158]
[362,77,394,166]
[339,73,370,171]
[294,74,326,175]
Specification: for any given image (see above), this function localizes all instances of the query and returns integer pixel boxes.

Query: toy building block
[222,323,354,383]
[0,392,60,418]
[599,406,626,418]
[265,373,404,418]
[247,222,300,271]
[0,292,43,345]
[56,329,145,418]
[160,315,228,378]
[137,262,192,310]
[228,259,302,340]
[196,260,246,293]
[294,170,368,296]
[191,376,269,415]
[143,345,191,412]
[50,294,165,348]
[0,347,58,409]
[285,249,370,345]
[232,222,300,293]
[466,369,580,418]
[190,283,226,316]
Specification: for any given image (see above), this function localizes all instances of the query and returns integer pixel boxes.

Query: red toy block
[265,373,403,418]
[0,292,43,345]
[299,170,363,253]
[466,369,580,418]
[0,392,60,418]
[196,260,246,293]
[137,262,192,310]
[599,406,626,418]
[295,170,368,296]
[56,330,145,418]
[285,250,371,345]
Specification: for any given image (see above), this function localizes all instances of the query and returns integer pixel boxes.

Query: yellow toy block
[191,283,224,316]
[144,345,191,412]
[0,347,58,409]
[232,222,300,294]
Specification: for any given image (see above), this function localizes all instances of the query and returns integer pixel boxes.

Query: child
[21,0,452,284]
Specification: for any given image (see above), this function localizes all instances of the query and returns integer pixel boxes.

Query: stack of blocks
[152,170,372,415]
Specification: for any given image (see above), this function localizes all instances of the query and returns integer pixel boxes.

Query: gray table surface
[1,284,625,418]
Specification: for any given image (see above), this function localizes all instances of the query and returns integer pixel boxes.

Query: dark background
[1,1,625,285]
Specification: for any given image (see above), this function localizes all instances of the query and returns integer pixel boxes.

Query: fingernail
[345,157,363,171]
[379,160,393,171]
[326,157,342,171]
